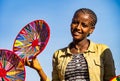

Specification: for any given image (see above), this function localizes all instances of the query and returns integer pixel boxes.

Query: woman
[25,8,116,81]
[52,8,116,81]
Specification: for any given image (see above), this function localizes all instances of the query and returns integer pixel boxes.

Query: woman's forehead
[73,9,97,26]
[72,13,94,26]
[73,13,92,21]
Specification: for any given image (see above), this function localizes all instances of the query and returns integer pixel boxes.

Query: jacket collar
[66,40,96,55]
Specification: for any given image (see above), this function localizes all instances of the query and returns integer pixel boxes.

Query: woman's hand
[24,57,48,81]
[24,57,42,71]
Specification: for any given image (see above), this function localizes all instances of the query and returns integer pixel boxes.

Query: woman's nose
[76,23,82,29]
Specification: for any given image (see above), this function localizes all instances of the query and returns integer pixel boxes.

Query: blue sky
[0,0,120,81]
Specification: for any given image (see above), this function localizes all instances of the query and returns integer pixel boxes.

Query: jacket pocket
[94,59,103,68]
[93,59,104,80]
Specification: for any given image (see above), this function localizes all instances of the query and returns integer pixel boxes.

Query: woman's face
[71,13,95,41]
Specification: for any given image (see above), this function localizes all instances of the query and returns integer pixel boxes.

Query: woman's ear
[89,26,95,34]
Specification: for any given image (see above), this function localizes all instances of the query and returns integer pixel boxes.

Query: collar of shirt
[66,40,95,55]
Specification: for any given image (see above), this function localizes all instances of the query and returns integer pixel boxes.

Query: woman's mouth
[73,31,82,36]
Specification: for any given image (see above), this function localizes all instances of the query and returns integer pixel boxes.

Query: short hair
[73,8,97,26]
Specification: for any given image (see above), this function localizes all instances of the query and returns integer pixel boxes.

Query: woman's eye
[72,21,79,24]
[81,23,88,27]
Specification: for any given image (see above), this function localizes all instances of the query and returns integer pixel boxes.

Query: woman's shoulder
[90,40,110,51]
[53,47,68,57]
[96,43,109,48]
[89,40,113,58]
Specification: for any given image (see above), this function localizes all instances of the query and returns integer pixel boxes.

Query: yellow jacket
[52,41,116,81]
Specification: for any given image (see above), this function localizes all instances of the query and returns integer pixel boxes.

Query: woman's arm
[24,57,49,81]
[103,48,116,81]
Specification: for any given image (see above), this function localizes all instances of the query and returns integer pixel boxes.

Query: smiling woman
[52,8,116,81]
[25,8,116,81]
[0,0,120,81]
[70,8,96,43]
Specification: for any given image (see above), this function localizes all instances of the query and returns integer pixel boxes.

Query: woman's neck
[71,39,90,54]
